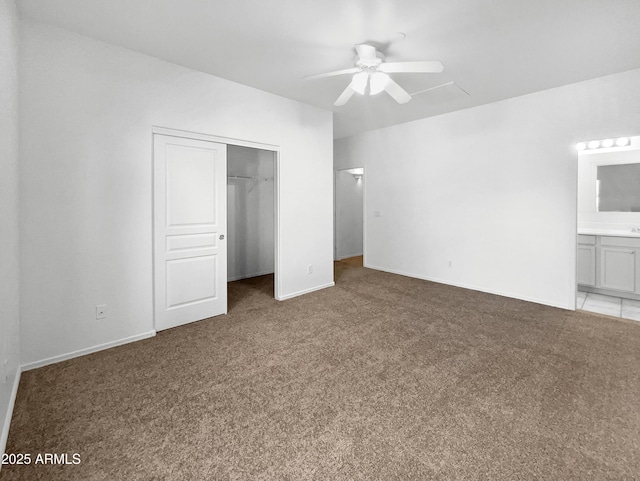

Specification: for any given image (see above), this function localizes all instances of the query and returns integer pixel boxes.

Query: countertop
[578,228,640,238]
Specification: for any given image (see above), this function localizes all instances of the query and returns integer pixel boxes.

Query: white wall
[228,146,275,281]
[337,68,640,309]
[334,140,363,171]
[0,0,20,457]
[19,21,334,367]
[335,170,363,260]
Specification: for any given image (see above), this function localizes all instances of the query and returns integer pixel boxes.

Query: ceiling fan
[304,44,444,106]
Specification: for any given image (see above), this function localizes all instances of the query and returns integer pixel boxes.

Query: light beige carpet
[2,261,640,480]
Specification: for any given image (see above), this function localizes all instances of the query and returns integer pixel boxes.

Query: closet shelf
[228,175,273,181]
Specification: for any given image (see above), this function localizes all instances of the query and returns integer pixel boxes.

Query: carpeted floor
[2,260,640,480]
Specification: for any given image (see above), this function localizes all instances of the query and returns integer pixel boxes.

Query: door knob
[219,234,225,240]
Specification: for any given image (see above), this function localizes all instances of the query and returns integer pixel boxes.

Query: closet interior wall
[227,145,275,282]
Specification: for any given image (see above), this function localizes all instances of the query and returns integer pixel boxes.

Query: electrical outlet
[448,260,452,267]
[96,304,107,320]
[307,264,313,275]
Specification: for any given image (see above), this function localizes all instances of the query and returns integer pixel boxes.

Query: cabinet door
[577,245,596,286]
[599,247,636,292]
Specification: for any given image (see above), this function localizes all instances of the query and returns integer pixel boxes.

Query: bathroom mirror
[597,163,640,212]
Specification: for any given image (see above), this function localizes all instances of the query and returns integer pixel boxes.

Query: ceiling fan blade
[355,44,377,61]
[334,85,355,106]
[379,61,444,74]
[384,78,412,104]
[303,67,360,80]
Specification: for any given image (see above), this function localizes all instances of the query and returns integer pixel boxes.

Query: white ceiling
[17,0,640,138]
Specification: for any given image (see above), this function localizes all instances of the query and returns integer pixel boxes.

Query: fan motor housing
[355,51,384,68]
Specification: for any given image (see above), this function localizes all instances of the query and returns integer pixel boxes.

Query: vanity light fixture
[576,136,632,151]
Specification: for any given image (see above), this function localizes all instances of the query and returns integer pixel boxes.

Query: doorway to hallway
[334,167,364,261]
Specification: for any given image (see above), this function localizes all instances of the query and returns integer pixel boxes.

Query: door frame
[152,126,282,330]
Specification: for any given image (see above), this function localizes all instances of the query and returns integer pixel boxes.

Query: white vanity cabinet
[577,235,596,287]
[578,234,640,299]
[599,237,639,293]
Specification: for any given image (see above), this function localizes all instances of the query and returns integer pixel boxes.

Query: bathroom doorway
[575,135,640,321]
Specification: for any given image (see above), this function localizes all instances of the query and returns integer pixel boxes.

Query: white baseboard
[276,282,335,301]
[336,253,363,261]
[1,367,21,464]
[227,270,275,282]
[21,330,156,372]
[364,263,571,310]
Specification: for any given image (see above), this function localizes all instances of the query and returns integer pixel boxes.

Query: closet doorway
[153,127,280,332]
[227,145,276,299]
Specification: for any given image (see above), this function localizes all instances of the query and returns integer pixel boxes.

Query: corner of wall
[0,0,21,458]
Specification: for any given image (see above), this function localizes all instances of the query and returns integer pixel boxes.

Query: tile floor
[577,291,640,321]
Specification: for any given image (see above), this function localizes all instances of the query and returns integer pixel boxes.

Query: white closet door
[154,134,227,331]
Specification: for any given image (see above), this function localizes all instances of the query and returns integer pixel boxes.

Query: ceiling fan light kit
[349,71,390,96]
[351,71,369,95]
[304,43,444,106]
[369,72,390,95]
